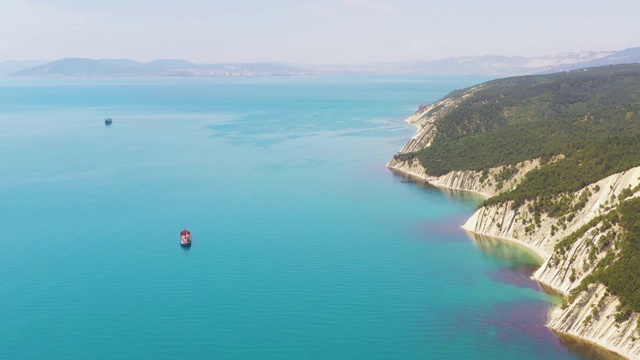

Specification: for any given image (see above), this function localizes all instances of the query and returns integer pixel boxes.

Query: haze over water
[0,76,603,359]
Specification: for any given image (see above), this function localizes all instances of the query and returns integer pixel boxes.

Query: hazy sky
[1,0,638,63]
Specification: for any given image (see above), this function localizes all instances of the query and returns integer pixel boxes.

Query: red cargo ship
[180,228,192,247]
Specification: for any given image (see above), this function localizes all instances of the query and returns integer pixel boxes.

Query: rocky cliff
[388,86,481,166]
[463,167,640,358]
[390,105,640,359]
[550,284,640,359]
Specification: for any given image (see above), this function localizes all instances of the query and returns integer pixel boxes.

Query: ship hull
[180,229,192,247]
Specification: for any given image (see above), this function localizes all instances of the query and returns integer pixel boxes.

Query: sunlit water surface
[0,76,609,359]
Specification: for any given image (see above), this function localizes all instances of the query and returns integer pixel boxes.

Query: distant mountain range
[0,60,48,75]
[8,47,640,77]
[10,58,324,77]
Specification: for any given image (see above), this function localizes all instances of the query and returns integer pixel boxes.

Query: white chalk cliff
[390,101,640,359]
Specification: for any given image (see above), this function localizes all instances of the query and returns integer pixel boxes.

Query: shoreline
[463,230,549,264]
[389,162,552,268]
[387,72,640,358]
[387,166,494,199]
[388,163,630,359]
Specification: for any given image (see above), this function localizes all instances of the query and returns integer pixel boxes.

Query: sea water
[0,76,610,359]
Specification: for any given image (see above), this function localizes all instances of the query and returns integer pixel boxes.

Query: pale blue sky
[1,0,638,63]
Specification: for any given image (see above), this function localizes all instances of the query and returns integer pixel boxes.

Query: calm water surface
[0,76,608,359]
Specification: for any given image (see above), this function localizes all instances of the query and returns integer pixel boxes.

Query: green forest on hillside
[399,64,640,181]
[563,198,640,323]
[398,64,640,324]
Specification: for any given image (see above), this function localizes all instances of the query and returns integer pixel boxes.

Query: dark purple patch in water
[427,299,615,359]
[483,300,555,342]
[422,299,573,358]
[487,265,542,291]
[472,300,574,358]
[410,215,471,241]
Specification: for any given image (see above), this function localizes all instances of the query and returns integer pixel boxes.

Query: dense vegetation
[398,64,640,180]
[598,198,640,321]
[483,135,640,211]
[566,198,640,322]
[398,64,640,324]
[398,63,640,220]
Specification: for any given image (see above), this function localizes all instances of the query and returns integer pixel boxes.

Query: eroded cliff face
[387,86,481,170]
[389,97,460,156]
[462,167,640,359]
[390,155,541,200]
[459,168,640,290]
[464,169,640,259]
[549,284,640,359]
[390,105,640,358]
[387,85,544,198]
[534,168,640,291]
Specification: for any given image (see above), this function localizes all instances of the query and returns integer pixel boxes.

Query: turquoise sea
[0,76,609,359]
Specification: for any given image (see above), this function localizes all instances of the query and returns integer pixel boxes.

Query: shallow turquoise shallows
[0,76,594,359]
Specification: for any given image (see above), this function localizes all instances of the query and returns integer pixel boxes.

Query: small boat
[104,118,113,125]
[180,228,192,247]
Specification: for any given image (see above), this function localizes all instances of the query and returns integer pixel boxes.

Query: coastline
[388,115,639,359]
[387,165,549,261]
[389,164,551,260]
[389,162,630,358]
[463,230,549,263]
